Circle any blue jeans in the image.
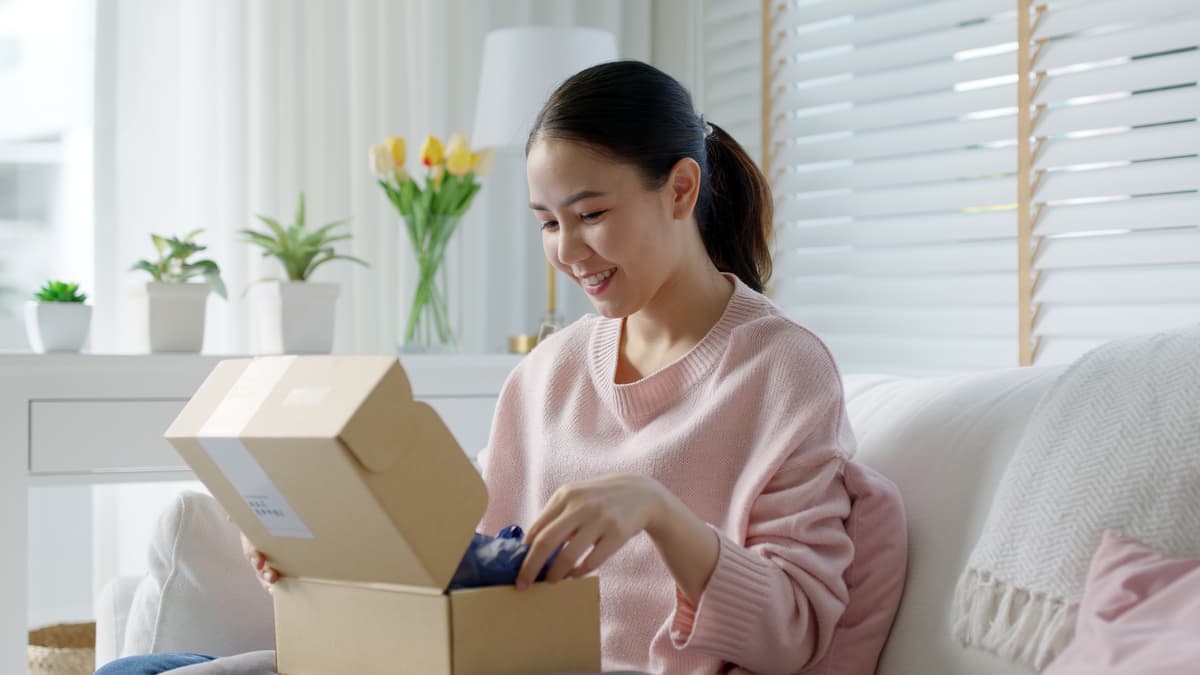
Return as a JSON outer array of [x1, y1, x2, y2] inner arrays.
[[94, 653, 215, 674]]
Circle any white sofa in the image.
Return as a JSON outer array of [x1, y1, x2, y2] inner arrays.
[[97, 363, 1070, 675]]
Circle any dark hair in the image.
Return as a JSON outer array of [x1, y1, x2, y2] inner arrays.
[[527, 60, 773, 293]]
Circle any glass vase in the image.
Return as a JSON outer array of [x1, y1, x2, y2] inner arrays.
[[401, 212, 460, 352]]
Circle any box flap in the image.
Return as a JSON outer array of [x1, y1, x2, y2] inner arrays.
[[166, 355, 489, 590], [164, 358, 254, 440]]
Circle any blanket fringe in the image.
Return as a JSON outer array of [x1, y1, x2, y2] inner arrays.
[[952, 568, 1077, 671]]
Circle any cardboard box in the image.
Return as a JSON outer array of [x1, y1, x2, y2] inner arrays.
[[165, 356, 601, 675]]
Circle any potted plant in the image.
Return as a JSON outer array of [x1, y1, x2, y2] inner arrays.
[[241, 192, 367, 354], [129, 230, 227, 353], [24, 281, 92, 353]]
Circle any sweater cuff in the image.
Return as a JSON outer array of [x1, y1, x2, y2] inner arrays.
[[669, 525, 775, 659]]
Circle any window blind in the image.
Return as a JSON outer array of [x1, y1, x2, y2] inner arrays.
[[1018, 0, 1200, 366], [765, 0, 1021, 375], [764, 0, 1200, 374], [702, 0, 762, 163]]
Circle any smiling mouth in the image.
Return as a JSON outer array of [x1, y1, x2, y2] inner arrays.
[[580, 268, 616, 286]]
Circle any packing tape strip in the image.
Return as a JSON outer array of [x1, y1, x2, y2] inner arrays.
[[197, 355, 314, 539]]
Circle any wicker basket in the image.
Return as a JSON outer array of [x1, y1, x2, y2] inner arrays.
[[27, 622, 95, 675]]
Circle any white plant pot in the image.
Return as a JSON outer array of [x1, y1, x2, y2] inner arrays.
[[252, 281, 339, 354], [24, 301, 92, 353], [129, 282, 211, 353]]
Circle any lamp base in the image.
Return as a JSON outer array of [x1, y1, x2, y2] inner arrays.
[[508, 334, 538, 354]]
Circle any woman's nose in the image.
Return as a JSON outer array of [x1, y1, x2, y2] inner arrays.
[[557, 227, 590, 265]]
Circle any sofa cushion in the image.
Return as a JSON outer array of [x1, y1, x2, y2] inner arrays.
[[1042, 529, 1200, 675], [809, 461, 907, 675], [843, 365, 1064, 675], [120, 491, 275, 659]]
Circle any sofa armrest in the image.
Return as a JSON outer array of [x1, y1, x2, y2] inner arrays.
[[95, 574, 144, 668]]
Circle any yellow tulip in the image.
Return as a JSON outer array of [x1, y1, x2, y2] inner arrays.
[[385, 136, 405, 166], [472, 148, 495, 177], [445, 135, 472, 177], [420, 136, 444, 167], [368, 143, 392, 177]]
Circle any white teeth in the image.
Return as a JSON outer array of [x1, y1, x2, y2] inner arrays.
[[582, 268, 615, 286]]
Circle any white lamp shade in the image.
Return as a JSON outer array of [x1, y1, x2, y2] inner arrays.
[[471, 27, 619, 149]]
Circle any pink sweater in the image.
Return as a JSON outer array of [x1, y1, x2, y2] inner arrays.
[[479, 275, 882, 675]]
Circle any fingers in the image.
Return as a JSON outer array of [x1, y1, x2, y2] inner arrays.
[[242, 534, 283, 593], [517, 511, 580, 589], [542, 522, 603, 583], [567, 535, 622, 578]]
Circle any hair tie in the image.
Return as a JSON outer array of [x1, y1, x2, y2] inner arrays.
[[698, 113, 714, 138]]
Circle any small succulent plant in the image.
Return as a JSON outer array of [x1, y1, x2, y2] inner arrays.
[[131, 229, 228, 299], [34, 280, 88, 303], [241, 192, 368, 282]]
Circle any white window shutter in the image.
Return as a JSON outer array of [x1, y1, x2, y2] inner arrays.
[[1020, 0, 1200, 366], [765, 0, 1021, 375], [701, 0, 762, 164]]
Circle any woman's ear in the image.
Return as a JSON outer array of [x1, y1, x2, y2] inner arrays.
[[667, 157, 702, 221]]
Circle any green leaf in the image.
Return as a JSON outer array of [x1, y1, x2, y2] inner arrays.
[[34, 280, 87, 303], [253, 215, 289, 243], [307, 252, 369, 278], [183, 228, 205, 243], [240, 229, 279, 248], [306, 233, 353, 248], [303, 218, 352, 246], [130, 260, 163, 280], [190, 261, 227, 299], [151, 234, 169, 258], [295, 192, 306, 230]]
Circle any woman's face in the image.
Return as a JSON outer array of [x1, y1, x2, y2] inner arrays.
[[527, 137, 694, 319]]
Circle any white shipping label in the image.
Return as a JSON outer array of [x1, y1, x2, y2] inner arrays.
[[198, 436, 314, 539], [282, 386, 331, 407]]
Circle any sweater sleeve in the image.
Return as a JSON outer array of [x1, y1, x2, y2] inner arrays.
[[668, 388, 855, 673]]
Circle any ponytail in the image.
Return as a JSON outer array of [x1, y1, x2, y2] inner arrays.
[[528, 61, 774, 293], [698, 122, 773, 293]]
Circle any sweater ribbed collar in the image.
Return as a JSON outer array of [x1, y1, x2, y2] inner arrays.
[[588, 273, 764, 422]]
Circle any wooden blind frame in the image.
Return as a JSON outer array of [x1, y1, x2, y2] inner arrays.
[[1017, 0, 1040, 366]]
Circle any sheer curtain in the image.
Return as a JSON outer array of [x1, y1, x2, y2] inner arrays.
[[92, 0, 653, 356]]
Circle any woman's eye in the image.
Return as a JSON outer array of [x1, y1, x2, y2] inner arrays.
[[540, 220, 559, 231], [581, 210, 608, 222]]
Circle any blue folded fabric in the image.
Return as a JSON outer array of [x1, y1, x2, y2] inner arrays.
[[447, 525, 561, 591]]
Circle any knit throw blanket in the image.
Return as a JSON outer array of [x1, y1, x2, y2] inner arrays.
[[951, 324, 1200, 670]]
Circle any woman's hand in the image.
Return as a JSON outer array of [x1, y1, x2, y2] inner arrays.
[[234, 520, 282, 593], [516, 473, 668, 589]]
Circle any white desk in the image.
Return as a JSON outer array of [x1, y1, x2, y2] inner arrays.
[[0, 353, 519, 675]]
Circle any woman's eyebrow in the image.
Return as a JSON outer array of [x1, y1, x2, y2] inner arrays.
[[529, 190, 607, 211]]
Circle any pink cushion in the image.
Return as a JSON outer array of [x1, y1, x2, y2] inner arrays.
[[1043, 529, 1200, 675], [809, 461, 908, 675]]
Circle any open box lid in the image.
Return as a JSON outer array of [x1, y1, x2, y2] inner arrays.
[[164, 356, 489, 591]]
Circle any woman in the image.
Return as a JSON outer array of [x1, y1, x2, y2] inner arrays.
[[97, 60, 905, 675]]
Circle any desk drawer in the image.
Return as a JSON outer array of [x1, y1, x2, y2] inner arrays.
[[29, 396, 497, 475], [29, 399, 190, 474]]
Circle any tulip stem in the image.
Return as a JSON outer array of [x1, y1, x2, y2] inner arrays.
[[403, 213, 460, 350]]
